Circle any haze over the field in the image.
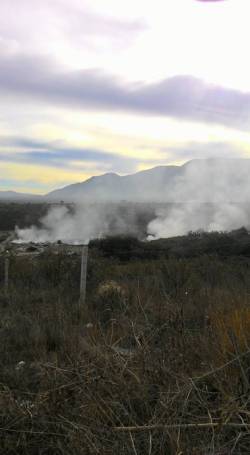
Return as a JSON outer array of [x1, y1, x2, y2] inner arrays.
[[15, 159, 250, 243], [1, 0, 250, 194]]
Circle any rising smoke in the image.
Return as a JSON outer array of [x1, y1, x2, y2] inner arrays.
[[16, 203, 151, 244], [147, 159, 250, 239], [16, 159, 250, 243], [16, 205, 100, 244]]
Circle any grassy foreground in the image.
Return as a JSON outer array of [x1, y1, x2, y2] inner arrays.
[[1, 241, 250, 453]]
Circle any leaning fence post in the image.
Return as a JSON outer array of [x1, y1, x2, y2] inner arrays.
[[79, 245, 88, 307], [4, 251, 10, 295]]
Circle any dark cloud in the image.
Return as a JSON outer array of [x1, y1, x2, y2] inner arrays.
[[0, 136, 140, 173], [2, 136, 244, 172], [0, 136, 51, 150], [0, 53, 249, 130]]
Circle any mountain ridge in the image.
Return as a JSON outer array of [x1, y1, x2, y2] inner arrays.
[[1, 159, 250, 202]]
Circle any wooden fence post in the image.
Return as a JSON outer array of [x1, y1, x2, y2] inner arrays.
[[4, 253, 9, 295], [79, 245, 88, 307]]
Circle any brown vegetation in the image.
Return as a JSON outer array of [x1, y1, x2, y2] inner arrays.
[[1, 242, 250, 453]]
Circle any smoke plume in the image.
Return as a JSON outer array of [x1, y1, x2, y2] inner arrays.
[[15, 159, 250, 243], [16, 203, 150, 244], [147, 159, 250, 239]]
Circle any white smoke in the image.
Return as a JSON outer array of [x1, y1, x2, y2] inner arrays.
[[15, 159, 250, 243], [16, 205, 111, 244], [15, 203, 147, 244], [147, 159, 250, 239], [147, 202, 250, 239]]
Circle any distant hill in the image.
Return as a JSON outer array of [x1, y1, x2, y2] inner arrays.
[[2, 159, 250, 202], [0, 191, 42, 202], [46, 165, 180, 202], [46, 159, 250, 203]]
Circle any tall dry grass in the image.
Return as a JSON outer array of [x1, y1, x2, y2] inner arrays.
[[1, 251, 250, 453]]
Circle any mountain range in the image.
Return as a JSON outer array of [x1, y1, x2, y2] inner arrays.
[[1, 159, 250, 202]]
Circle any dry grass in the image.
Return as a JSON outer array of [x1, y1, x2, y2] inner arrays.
[[211, 306, 250, 355], [1, 252, 250, 453]]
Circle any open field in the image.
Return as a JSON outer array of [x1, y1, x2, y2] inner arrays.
[[2, 203, 250, 454], [1, 231, 250, 453]]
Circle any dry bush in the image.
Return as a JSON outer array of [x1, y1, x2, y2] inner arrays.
[[2, 251, 250, 453]]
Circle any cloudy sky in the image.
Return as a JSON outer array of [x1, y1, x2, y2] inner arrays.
[[1, 0, 250, 193]]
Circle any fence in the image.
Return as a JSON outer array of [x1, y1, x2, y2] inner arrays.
[[0, 246, 88, 306]]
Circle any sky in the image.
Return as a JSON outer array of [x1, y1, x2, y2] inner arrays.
[[1, 0, 250, 194]]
